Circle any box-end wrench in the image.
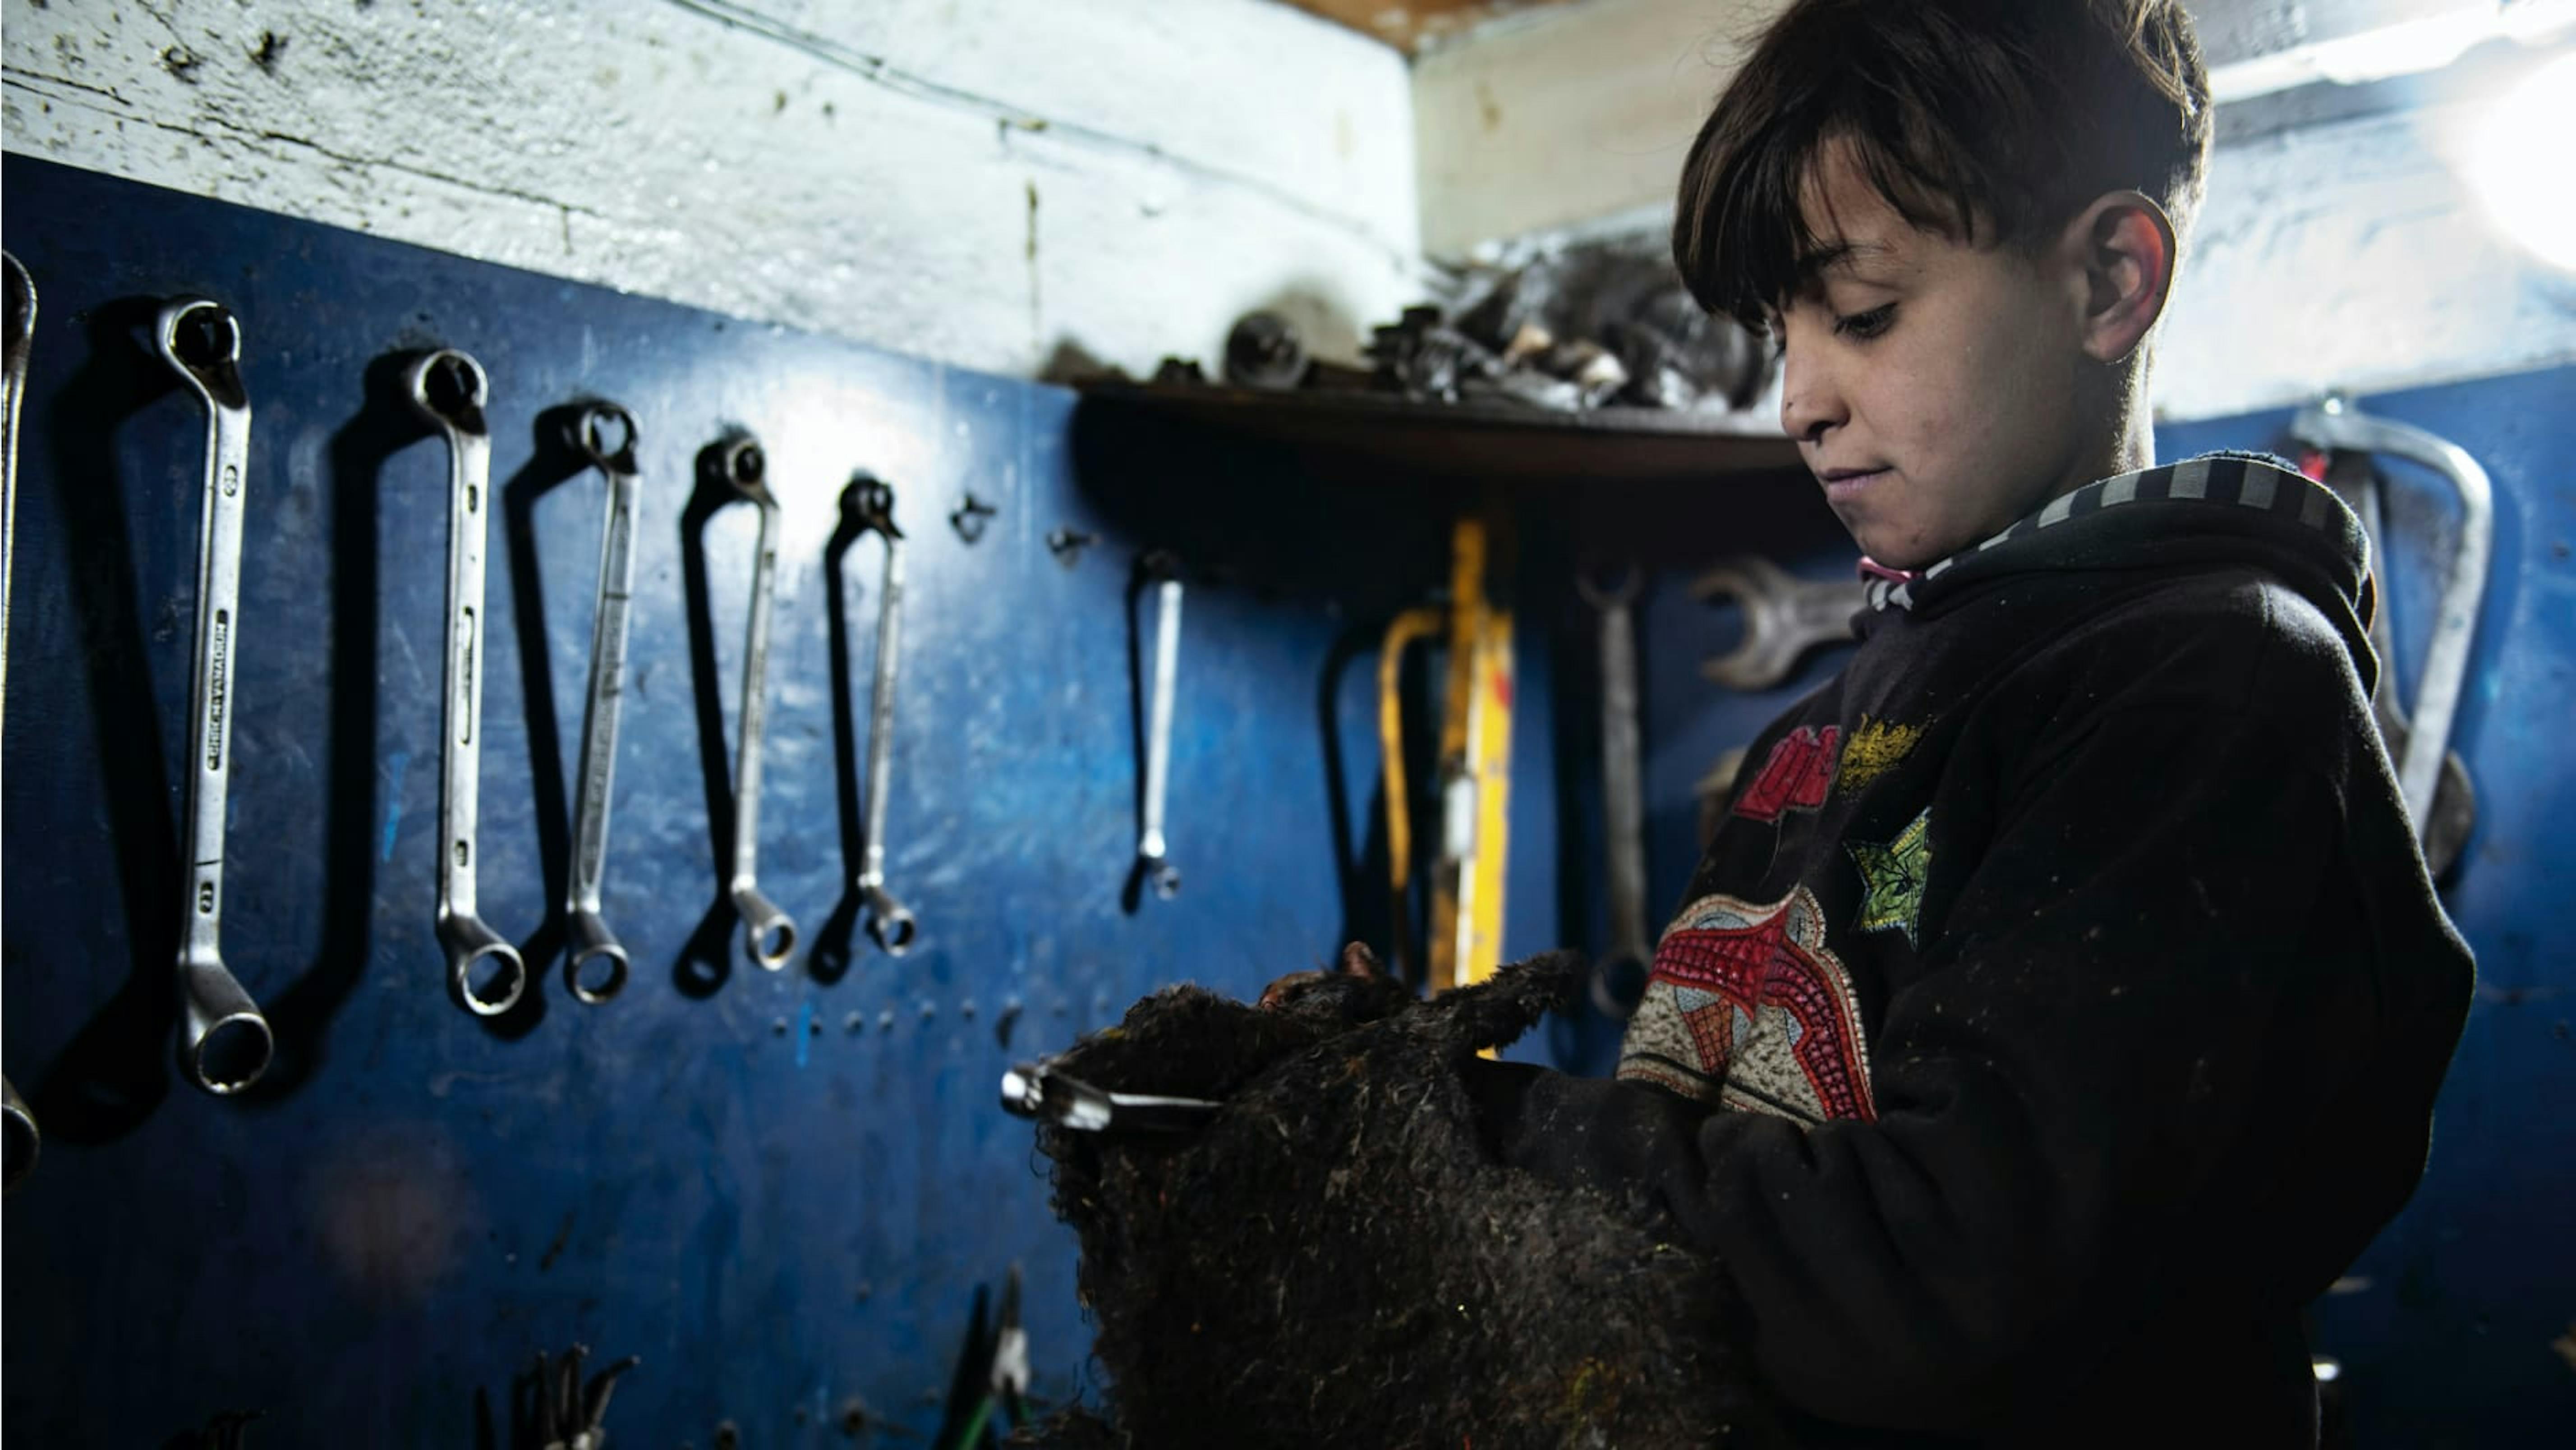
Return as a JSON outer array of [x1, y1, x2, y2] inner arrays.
[[1578, 568, 1651, 1019], [1134, 552, 1183, 901], [3, 253, 39, 1184], [564, 403, 642, 1004], [840, 475, 917, 954], [405, 349, 528, 1016], [713, 436, 796, 969], [157, 298, 276, 1094], [1692, 555, 1866, 691]]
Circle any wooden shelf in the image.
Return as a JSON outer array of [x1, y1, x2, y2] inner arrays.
[[1074, 379, 1801, 483]]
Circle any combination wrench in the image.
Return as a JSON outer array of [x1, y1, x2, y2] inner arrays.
[[3, 254, 38, 1183], [406, 349, 528, 1015], [1578, 568, 1650, 1019], [1135, 552, 1184, 900], [564, 404, 642, 1004], [157, 298, 276, 1094], [1692, 555, 1866, 691], [839, 475, 917, 954], [713, 436, 796, 969]]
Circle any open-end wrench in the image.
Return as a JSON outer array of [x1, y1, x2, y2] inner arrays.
[[1135, 552, 1184, 900], [2289, 395, 2491, 845], [3, 253, 39, 1184], [1577, 567, 1650, 1019], [564, 403, 642, 1004], [1692, 555, 1866, 691], [406, 349, 527, 1016], [840, 474, 917, 954], [157, 298, 276, 1094], [713, 436, 796, 969]]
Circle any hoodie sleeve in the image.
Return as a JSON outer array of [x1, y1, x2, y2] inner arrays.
[[1481, 656, 2465, 1432]]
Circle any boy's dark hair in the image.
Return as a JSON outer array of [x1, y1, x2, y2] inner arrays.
[[1674, 0, 2212, 330]]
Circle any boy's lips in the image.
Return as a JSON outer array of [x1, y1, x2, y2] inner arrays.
[[1818, 465, 1890, 501]]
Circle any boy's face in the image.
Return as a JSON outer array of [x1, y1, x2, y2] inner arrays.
[[1769, 144, 2096, 570]]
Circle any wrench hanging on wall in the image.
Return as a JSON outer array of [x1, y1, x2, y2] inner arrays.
[[1434, 509, 1515, 995], [1578, 568, 1651, 1019], [839, 474, 917, 954], [157, 297, 276, 1094], [712, 436, 796, 969], [1134, 552, 1185, 902], [1692, 555, 1865, 692], [1375, 604, 1444, 982], [406, 349, 528, 1016], [2288, 395, 2492, 853], [3, 253, 40, 1184], [563, 403, 643, 1004]]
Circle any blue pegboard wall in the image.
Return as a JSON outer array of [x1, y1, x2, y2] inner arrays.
[[0, 156, 1581, 1446], [12, 151, 2565, 1448]]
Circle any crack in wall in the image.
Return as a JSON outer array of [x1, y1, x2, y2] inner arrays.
[[4, 70, 608, 225], [657, 0, 1416, 273]]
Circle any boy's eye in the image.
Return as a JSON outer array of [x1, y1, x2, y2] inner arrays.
[[1833, 303, 1897, 340]]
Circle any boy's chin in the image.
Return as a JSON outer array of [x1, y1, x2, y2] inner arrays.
[[1837, 514, 1937, 573]]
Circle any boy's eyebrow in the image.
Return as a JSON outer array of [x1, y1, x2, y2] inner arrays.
[[1794, 240, 1898, 280]]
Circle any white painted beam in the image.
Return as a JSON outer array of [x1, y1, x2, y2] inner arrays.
[[2, 0, 1424, 379]]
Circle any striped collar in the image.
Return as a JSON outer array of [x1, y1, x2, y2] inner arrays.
[[1861, 452, 2361, 613]]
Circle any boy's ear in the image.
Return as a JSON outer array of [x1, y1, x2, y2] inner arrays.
[[2065, 190, 2178, 366]]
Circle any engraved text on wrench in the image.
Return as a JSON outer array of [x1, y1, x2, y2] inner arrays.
[[157, 298, 276, 1093]]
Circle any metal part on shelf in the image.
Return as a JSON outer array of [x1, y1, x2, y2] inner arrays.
[[156, 296, 276, 1095], [564, 402, 643, 1005], [840, 474, 918, 956], [713, 436, 796, 970], [406, 349, 528, 1016]]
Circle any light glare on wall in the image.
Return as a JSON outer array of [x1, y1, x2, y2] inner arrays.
[[2466, 51, 2576, 271]]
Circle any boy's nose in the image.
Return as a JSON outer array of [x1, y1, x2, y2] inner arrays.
[[1779, 355, 1847, 444]]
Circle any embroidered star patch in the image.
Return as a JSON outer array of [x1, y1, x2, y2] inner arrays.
[[1848, 806, 1932, 946], [1838, 715, 1926, 792]]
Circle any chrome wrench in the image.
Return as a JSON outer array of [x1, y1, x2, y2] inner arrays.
[[840, 475, 917, 954], [714, 436, 796, 969], [1692, 555, 1865, 691], [1136, 552, 1183, 900], [1578, 568, 1649, 1019], [157, 298, 276, 1094], [406, 349, 527, 1015], [564, 404, 642, 1004], [2289, 395, 2491, 845], [3, 254, 38, 1183]]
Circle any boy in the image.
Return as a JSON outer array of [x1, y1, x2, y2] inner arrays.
[[1467, 1, 2475, 1444]]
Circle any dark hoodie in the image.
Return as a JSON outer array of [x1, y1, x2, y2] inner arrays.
[[1481, 453, 2474, 1446]]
